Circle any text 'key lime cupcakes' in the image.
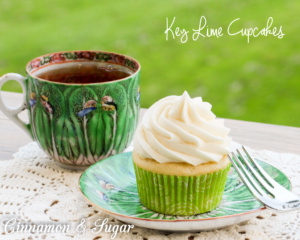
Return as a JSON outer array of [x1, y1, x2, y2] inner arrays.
[[133, 91, 231, 215]]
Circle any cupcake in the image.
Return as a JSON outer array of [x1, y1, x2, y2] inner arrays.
[[133, 91, 231, 215]]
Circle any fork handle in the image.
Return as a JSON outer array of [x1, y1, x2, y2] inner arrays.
[[283, 200, 300, 210]]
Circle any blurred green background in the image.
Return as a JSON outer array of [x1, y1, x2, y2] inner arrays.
[[0, 0, 299, 127]]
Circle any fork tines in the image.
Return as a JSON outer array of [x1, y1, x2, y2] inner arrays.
[[228, 146, 300, 212]]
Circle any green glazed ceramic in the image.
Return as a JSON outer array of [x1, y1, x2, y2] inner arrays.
[[79, 152, 291, 231], [0, 51, 140, 169]]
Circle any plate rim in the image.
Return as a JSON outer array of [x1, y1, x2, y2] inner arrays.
[[78, 152, 291, 223]]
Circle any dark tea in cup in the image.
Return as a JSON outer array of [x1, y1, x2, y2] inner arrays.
[[34, 62, 133, 84]]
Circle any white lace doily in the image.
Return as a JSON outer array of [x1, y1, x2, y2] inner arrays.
[[0, 141, 299, 240]]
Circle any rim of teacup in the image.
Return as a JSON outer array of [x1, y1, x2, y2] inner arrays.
[[25, 50, 141, 85]]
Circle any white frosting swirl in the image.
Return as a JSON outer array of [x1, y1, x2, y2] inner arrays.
[[134, 91, 231, 166]]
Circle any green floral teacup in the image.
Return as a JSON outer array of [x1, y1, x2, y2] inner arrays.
[[0, 51, 141, 170]]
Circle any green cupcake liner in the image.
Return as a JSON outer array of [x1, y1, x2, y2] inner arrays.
[[134, 163, 231, 215]]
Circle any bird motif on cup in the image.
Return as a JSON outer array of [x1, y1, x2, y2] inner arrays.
[[29, 92, 37, 107], [41, 95, 54, 114], [137, 85, 141, 102], [78, 100, 97, 117], [100, 96, 118, 157], [101, 96, 117, 111]]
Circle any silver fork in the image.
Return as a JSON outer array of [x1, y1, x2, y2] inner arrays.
[[228, 146, 300, 212]]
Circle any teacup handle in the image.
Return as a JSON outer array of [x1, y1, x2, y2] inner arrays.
[[0, 73, 32, 138]]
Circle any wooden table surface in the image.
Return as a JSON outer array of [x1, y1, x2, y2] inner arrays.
[[0, 91, 299, 160]]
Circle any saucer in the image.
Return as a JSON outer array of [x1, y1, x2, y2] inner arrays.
[[79, 152, 291, 231]]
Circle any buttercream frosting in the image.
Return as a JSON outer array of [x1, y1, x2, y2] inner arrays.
[[133, 91, 231, 166]]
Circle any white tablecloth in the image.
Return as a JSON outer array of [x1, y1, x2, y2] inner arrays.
[[0, 141, 299, 240]]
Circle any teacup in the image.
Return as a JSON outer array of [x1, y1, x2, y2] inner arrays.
[[0, 50, 141, 170]]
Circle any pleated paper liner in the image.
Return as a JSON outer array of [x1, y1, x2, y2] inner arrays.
[[134, 163, 231, 215]]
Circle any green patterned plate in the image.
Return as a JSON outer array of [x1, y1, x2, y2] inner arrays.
[[79, 152, 291, 231]]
